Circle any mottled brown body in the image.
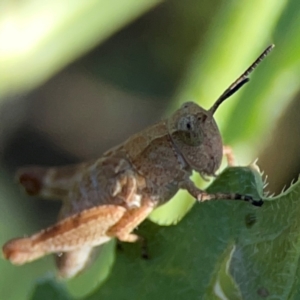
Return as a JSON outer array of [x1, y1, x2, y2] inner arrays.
[[2, 45, 273, 278]]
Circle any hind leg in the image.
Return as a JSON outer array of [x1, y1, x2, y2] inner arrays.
[[55, 246, 96, 279], [2, 205, 126, 265], [17, 162, 92, 199]]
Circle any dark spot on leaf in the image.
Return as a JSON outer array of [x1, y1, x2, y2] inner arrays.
[[116, 241, 124, 252], [245, 213, 257, 228], [257, 287, 269, 297]]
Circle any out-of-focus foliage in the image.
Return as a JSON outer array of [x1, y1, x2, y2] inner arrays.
[[0, 0, 161, 97], [0, 173, 53, 300], [1, 0, 300, 299]]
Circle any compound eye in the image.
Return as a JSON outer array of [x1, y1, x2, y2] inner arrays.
[[176, 116, 203, 146], [178, 116, 194, 131]]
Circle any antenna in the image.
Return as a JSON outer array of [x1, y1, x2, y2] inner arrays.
[[209, 44, 274, 115]]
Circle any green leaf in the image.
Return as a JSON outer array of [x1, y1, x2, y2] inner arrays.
[[204, 242, 242, 300], [149, 189, 195, 226], [31, 280, 70, 300], [228, 182, 300, 299]]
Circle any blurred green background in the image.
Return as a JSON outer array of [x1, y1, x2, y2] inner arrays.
[[1, 0, 300, 299]]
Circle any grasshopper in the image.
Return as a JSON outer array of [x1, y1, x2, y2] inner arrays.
[[2, 45, 273, 278]]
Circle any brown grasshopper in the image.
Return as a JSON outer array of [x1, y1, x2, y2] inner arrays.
[[2, 45, 273, 278]]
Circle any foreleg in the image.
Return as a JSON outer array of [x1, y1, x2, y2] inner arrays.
[[179, 180, 263, 206]]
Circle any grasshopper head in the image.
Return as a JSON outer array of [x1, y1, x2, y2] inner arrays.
[[168, 102, 222, 177], [168, 45, 275, 178]]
